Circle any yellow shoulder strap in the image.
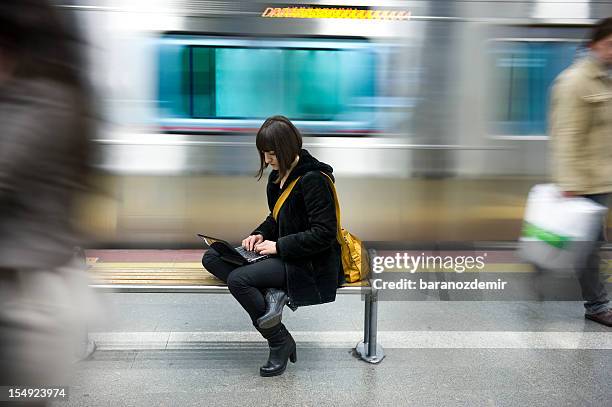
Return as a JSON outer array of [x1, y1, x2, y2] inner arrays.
[[273, 172, 343, 246], [272, 177, 301, 221], [319, 172, 343, 243]]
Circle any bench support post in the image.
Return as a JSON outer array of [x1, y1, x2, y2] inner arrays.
[[354, 284, 385, 364]]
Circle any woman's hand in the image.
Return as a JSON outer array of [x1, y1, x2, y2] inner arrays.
[[254, 240, 277, 255], [242, 234, 264, 251]]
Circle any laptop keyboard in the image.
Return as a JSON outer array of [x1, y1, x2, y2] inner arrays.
[[235, 246, 265, 261]]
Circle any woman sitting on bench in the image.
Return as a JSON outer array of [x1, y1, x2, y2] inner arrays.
[[202, 115, 344, 377]]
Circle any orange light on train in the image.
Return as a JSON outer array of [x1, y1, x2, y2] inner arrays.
[[261, 7, 411, 20]]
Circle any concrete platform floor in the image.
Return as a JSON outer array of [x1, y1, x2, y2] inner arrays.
[[51, 292, 612, 407], [55, 347, 610, 407]]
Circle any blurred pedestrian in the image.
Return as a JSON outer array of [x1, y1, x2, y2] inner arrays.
[[0, 0, 97, 397], [549, 17, 612, 326]]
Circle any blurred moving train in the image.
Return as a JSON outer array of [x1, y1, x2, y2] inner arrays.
[[60, 0, 611, 245]]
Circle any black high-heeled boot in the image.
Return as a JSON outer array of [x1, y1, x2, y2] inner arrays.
[[256, 323, 297, 377], [256, 288, 289, 329]]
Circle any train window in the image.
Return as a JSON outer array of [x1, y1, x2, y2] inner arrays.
[[192, 47, 216, 118], [489, 40, 584, 137], [284, 49, 341, 119], [213, 47, 284, 118], [157, 44, 191, 118], [157, 36, 376, 129]]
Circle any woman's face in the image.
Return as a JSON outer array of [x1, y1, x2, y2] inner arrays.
[[263, 151, 278, 170]]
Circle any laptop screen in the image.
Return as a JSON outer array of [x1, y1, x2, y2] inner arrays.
[[197, 234, 225, 247]]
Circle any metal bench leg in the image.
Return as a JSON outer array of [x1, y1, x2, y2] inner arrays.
[[363, 288, 371, 344], [355, 286, 385, 364]]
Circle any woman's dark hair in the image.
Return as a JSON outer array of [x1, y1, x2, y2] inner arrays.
[[255, 116, 303, 182], [589, 17, 612, 45]]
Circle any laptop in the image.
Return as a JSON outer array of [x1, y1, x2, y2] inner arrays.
[[197, 234, 269, 266]]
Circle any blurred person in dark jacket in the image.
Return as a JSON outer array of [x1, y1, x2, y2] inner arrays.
[[0, 0, 96, 395], [549, 17, 612, 327]]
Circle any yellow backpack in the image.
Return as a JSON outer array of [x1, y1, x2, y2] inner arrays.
[[272, 172, 370, 283]]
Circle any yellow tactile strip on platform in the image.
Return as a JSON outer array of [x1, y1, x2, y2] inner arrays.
[[88, 261, 222, 285], [85, 248, 217, 285]]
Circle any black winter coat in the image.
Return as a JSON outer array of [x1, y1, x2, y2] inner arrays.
[[252, 149, 345, 307]]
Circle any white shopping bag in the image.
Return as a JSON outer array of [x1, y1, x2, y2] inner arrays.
[[517, 184, 608, 271]]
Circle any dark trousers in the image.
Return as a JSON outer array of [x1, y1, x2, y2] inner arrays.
[[579, 193, 610, 314], [202, 248, 286, 325]]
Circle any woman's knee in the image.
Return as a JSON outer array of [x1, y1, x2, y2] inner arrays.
[[202, 249, 219, 269], [227, 267, 250, 291], [202, 249, 231, 282]]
